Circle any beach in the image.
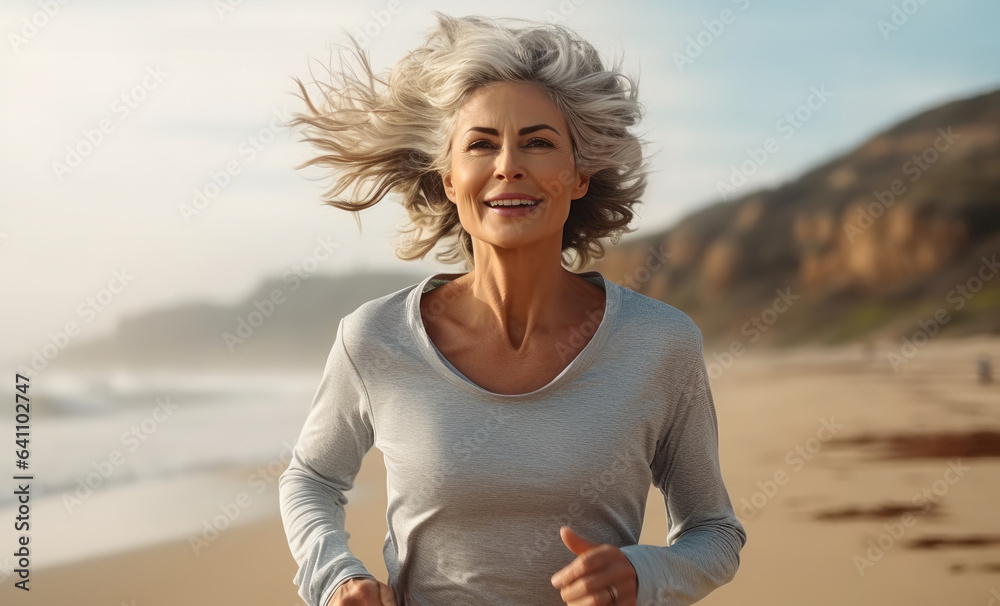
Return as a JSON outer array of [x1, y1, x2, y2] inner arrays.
[[3, 335, 998, 605]]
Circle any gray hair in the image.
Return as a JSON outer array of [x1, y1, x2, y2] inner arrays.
[[289, 11, 649, 270]]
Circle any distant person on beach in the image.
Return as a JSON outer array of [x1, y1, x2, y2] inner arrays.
[[978, 354, 993, 384], [278, 12, 746, 606]]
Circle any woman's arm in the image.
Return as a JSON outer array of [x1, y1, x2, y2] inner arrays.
[[620, 331, 747, 606], [278, 317, 379, 606]]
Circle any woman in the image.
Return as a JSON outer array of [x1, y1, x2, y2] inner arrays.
[[278, 12, 746, 606]]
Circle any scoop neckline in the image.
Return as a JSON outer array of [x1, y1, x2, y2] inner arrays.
[[406, 270, 619, 400]]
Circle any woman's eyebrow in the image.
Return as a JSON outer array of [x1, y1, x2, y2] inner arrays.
[[464, 124, 561, 136]]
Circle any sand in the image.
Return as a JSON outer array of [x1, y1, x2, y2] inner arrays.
[[3, 335, 998, 605]]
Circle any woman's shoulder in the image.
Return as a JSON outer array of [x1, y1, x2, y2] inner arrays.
[[340, 282, 423, 351], [338, 277, 423, 341], [612, 280, 704, 347]]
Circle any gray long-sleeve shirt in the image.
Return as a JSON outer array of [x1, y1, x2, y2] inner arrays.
[[278, 270, 746, 606]]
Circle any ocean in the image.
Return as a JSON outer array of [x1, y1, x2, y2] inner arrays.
[[0, 368, 369, 572]]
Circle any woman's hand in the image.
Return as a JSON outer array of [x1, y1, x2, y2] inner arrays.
[[326, 577, 398, 606], [550, 526, 638, 606]]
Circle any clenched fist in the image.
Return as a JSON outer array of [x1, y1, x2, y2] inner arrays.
[[326, 577, 398, 606]]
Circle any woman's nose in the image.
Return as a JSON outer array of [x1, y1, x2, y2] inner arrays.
[[493, 144, 524, 180]]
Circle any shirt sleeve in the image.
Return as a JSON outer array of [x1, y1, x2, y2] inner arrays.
[[278, 317, 378, 606], [619, 332, 747, 606]]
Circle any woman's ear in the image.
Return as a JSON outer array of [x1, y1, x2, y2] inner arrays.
[[442, 172, 456, 204], [570, 171, 590, 201]]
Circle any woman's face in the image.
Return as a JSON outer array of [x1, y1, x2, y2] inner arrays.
[[442, 80, 589, 253]]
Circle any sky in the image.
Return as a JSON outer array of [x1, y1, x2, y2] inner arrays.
[[1, 0, 999, 367]]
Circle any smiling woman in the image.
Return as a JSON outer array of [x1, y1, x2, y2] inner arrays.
[[278, 11, 746, 606], [286, 11, 647, 271], [443, 81, 589, 260]]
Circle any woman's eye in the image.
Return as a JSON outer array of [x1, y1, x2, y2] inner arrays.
[[467, 140, 493, 150], [467, 138, 552, 151]]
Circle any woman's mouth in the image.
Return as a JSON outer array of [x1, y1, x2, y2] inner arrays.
[[484, 198, 540, 207], [483, 198, 544, 217]]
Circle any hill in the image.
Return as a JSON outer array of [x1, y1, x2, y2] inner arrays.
[[587, 86, 1000, 349], [52, 271, 424, 372]]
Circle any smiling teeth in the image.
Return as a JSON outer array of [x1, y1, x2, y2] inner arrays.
[[486, 199, 539, 207]]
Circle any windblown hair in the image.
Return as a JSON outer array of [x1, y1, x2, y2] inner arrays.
[[289, 11, 649, 270]]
